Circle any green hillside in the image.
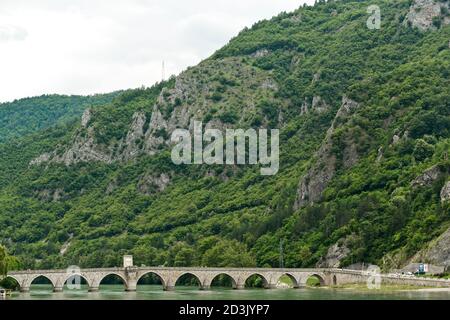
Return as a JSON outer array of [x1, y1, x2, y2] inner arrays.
[[0, 92, 121, 143], [0, 0, 449, 271]]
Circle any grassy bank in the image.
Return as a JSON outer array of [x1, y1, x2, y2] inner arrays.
[[330, 283, 442, 292]]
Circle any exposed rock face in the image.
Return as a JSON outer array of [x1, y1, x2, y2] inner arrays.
[[295, 148, 335, 209], [392, 134, 401, 145], [343, 139, 359, 169], [316, 239, 350, 268], [290, 55, 302, 69], [54, 128, 114, 165], [251, 49, 270, 58], [300, 98, 309, 115], [376, 146, 384, 162], [294, 96, 360, 209], [312, 72, 321, 83], [405, 0, 450, 31], [143, 106, 169, 153], [333, 96, 360, 125], [399, 263, 444, 274], [36, 188, 66, 202], [283, 13, 302, 24], [311, 96, 329, 113], [441, 181, 450, 202], [81, 108, 92, 127], [137, 173, 171, 195], [299, 96, 330, 115], [260, 78, 278, 91], [29, 152, 52, 166], [412, 226, 450, 267], [411, 164, 447, 188], [119, 112, 147, 161], [59, 234, 73, 256], [31, 57, 281, 167]]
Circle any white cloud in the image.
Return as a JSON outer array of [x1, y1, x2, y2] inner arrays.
[[0, 25, 28, 42], [0, 0, 314, 102]]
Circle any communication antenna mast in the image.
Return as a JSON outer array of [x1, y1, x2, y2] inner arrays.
[[162, 60, 165, 82]]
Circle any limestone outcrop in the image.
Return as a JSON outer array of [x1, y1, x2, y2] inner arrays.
[[316, 239, 350, 268], [118, 111, 147, 161], [81, 108, 92, 127], [441, 181, 450, 203], [411, 164, 448, 188], [251, 48, 270, 58], [36, 188, 66, 202], [405, 0, 450, 31], [137, 173, 171, 195], [294, 96, 360, 209], [311, 96, 329, 113], [411, 226, 450, 268], [30, 57, 281, 167], [300, 96, 330, 115]]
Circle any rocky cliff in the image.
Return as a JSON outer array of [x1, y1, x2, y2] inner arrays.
[[31, 57, 285, 166], [405, 0, 450, 31], [294, 96, 361, 209]]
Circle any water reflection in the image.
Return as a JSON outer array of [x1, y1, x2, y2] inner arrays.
[[6, 285, 450, 300]]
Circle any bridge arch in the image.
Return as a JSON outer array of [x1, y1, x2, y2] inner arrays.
[[4, 275, 21, 284], [136, 271, 166, 288], [174, 272, 202, 289], [277, 273, 299, 288], [98, 272, 127, 290], [304, 273, 326, 287], [244, 273, 269, 288], [1, 276, 21, 290], [29, 274, 56, 289], [208, 273, 237, 289], [59, 273, 91, 290]]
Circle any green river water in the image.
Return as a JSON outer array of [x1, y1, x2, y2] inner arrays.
[[4, 285, 450, 300]]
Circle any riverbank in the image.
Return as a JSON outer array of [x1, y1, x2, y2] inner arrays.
[[332, 283, 450, 292]]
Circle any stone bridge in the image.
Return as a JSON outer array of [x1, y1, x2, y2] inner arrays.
[[7, 267, 450, 292]]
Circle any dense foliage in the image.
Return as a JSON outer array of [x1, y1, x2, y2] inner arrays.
[[0, 92, 121, 143], [0, 0, 449, 271], [0, 245, 19, 276], [0, 245, 20, 289]]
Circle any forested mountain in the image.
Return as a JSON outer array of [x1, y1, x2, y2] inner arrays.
[[0, 92, 121, 143], [0, 0, 449, 271]]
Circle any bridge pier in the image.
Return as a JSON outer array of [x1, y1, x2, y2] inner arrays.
[[200, 285, 210, 291], [164, 285, 175, 291], [53, 286, 63, 293], [88, 286, 99, 292], [20, 286, 30, 293], [125, 280, 137, 292]]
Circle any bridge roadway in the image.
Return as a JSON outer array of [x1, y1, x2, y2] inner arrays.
[[7, 267, 450, 292]]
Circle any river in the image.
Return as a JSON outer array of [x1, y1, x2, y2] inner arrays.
[[4, 285, 450, 300]]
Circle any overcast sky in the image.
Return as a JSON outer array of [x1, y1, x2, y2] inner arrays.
[[0, 0, 313, 103]]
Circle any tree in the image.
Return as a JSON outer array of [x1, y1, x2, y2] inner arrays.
[[413, 139, 434, 162], [202, 240, 256, 267], [0, 245, 6, 276], [0, 245, 20, 277]]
